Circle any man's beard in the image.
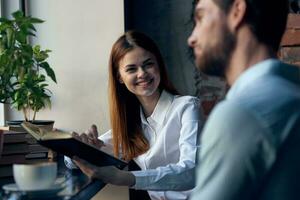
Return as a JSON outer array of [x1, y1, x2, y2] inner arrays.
[[195, 25, 236, 77]]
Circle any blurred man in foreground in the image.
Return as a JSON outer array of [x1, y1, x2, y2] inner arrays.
[[188, 0, 300, 199]]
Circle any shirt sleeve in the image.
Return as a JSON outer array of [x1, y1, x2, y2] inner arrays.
[[132, 98, 204, 191], [190, 101, 276, 200], [64, 155, 78, 169]]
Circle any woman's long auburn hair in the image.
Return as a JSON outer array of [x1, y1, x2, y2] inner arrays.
[[108, 30, 178, 161]]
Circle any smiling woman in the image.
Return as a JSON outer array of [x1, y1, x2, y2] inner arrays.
[[66, 30, 204, 200], [108, 31, 179, 162]]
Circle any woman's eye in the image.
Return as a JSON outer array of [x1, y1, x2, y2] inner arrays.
[[144, 62, 154, 67], [126, 68, 136, 73]]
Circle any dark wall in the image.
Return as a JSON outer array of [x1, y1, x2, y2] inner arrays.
[[125, 0, 197, 95]]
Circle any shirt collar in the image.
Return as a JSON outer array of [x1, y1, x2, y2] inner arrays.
[[226, 58, 281, 99], [140, 90, 174, 126]]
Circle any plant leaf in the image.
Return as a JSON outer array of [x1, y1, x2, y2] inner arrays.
[[12, 10, 24, 20], [39, 62, 57, 83], [29, 18, 44, 23]]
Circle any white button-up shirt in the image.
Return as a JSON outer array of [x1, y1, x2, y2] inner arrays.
[[100, 90, 203, 200], [65, 90, 203, 200]]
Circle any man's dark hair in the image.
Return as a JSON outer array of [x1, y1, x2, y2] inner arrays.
[[213, 0, 289, 51]]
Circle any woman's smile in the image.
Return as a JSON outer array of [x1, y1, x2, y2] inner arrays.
[[136, 78, 154, 87]]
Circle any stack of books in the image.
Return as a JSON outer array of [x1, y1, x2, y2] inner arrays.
[[0, 129, 50, 178]]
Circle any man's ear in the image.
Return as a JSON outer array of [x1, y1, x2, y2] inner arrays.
[[227, 0, 246, 31]]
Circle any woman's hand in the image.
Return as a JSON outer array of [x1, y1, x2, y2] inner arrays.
[[73, 156, 135, 186], [72, 124, 105, 149]]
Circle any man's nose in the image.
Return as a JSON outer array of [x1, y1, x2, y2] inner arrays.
[[188, 32, 196, 47], [187, 27, 197, 48]]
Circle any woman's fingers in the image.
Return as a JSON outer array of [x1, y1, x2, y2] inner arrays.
[[73, 156, 95, 179], [72, 132, 80, 140], [87, 132, 95, 139], [80, 133, 89, 143], [91, 124, 98, 137], [87, 124, 98, 139], [94, 139, 105, 147], [72, 156, 118, 183], [88, 138, 105, 148], [73, 156, 89, 166], [71, 126, 104, 149]]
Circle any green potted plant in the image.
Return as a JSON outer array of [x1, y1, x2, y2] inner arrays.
[[0, 10, 56, 129]]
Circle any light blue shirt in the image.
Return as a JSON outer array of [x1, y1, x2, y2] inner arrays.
[[190, 59, 300, 200]]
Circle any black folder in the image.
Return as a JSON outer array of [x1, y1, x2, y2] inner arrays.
[[21, 122, 127, 169]]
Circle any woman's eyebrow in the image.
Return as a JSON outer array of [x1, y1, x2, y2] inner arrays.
[[142, 58, 152, 64], [124, 64, 136, 68], [124, 58, 152, 68]]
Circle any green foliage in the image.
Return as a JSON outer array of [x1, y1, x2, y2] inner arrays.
[[0, 10, 56, 121]]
